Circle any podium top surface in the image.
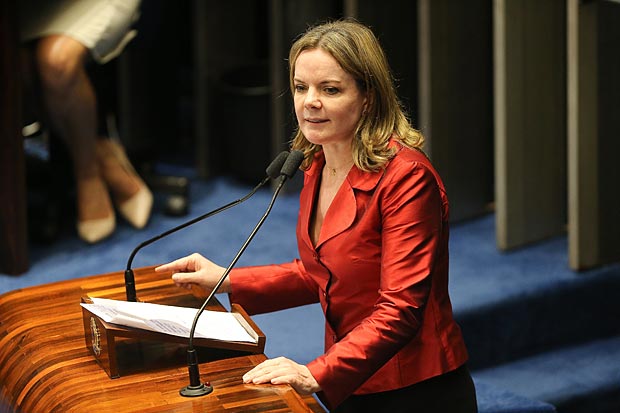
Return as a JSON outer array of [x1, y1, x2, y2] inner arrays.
[[0, 266, 324, 413]]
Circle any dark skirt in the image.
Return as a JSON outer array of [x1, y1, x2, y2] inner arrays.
[[333, 364, 478, 413]]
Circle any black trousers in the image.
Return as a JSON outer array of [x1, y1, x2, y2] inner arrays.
[[333, 365, 478, 413]]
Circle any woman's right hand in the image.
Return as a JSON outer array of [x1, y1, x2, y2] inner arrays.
[[154, 253, 231, 294]]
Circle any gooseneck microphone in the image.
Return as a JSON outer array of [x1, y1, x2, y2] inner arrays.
[[123, 151, 290, 302], [180, 150, 304, 397]]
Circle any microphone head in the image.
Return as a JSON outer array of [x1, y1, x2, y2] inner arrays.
[[266, 151, 290, 179], [280, 150, 304, 178]]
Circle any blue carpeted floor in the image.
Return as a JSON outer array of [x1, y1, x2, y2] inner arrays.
[[2, 174, 619, 412]]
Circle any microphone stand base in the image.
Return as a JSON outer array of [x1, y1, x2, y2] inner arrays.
[[180, 383, 213, 397]]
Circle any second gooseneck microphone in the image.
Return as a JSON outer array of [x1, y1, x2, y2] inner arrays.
[[124, 151, 290, 302], [180, 150, 305, 397]]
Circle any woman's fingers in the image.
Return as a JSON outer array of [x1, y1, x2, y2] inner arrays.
[[154, 255, 193, 273], [156, 253, 210, 276], [156, 253, 230, 293], [243, 357, 284, 382], [243, 359, 287, 384], [171, 271, 202, 286], [242, 357, 320, 395]]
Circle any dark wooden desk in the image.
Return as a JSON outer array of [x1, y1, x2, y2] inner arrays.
[[0, 267, 325, 412]]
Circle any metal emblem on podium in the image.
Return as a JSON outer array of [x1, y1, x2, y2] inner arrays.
[[90, 317, 102, 356]]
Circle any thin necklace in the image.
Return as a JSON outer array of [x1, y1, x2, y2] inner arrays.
[[325, 161, 353, 177]]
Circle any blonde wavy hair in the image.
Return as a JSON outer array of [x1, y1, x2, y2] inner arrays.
[[288, 19, 424, 171]]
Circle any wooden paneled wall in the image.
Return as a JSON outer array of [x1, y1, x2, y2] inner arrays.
[[417, 0, 494, 222], [494, 0, 620, 270], [493, 0, 568, 250], [567, 0, 620, 270], [358, 0, 619, 270]]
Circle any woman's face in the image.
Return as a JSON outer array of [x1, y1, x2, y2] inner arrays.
[[293, 48, 366, 148]]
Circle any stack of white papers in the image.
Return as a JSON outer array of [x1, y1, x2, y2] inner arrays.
[[81, 297, 257, 344]]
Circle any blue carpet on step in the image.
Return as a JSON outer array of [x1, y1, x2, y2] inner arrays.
[[448, 216, 620, 370], [474, 335, 620, 413], [473, 379, 556, 413]]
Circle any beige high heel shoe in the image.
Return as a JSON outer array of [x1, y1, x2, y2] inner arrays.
[[118, 184, 152, 229], [77, 215, 116, 243], [76, 174, 116, 243], [96, 138, 153, 229]]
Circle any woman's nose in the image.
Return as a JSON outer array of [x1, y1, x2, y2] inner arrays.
[[305, 89, 321, 108]]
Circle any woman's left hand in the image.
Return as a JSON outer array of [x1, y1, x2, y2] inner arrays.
[[242, 357, 321, 395]]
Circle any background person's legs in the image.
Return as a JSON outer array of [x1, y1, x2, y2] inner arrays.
[[34, 34, 152, 242], [36, 34, 115, 243]]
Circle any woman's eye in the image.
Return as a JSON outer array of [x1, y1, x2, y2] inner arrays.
[[324, 87, 339, 95], [294, 84, 306, 92]]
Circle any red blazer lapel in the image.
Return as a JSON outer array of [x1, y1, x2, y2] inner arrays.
[[298, 157, 321, 252], [302, 154, 384, 249], [316, 179, 357, 248]]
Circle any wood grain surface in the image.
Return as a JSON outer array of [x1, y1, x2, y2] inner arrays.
[[0, 267, 325, 412]]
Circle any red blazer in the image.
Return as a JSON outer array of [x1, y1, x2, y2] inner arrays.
[[230, 142, 469, 409]]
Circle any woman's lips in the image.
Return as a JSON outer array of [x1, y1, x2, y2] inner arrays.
[[305, 118, 328, 123]]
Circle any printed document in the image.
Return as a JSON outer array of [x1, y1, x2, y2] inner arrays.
[[81, 297, 257, 343]]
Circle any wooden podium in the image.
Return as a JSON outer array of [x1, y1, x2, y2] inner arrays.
[[80, 298, 266, 379], [0, 266, 325, 412]]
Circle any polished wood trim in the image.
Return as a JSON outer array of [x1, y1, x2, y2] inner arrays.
[[0, 267, 324, 412]]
